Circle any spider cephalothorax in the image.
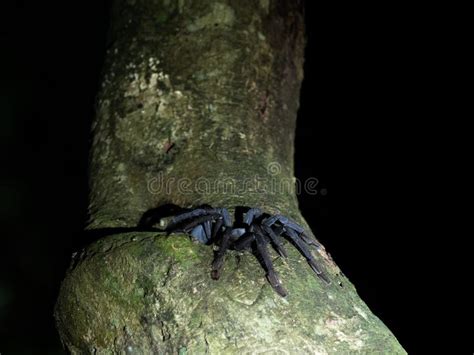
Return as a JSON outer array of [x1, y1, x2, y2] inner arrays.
[[162, 205, 330, 297]]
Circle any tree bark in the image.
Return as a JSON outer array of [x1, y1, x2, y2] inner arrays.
[[55, 0, 405, 353]]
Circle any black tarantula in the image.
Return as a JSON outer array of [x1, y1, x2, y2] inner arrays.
[[140, 205, 330, 297]]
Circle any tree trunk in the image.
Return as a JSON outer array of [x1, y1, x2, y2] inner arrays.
[[55, 0, 405, 353]]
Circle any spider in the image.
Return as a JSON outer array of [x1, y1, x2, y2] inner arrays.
[[148, 205, 330, 297]]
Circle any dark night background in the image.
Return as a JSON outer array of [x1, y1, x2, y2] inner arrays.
[[0, 1, 464, 354]]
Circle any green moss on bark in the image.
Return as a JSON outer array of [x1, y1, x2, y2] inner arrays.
[[56, 232, 404, 354]]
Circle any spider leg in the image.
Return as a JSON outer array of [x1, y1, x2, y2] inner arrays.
[[233, 232, 255, 251], [211, 228, 233, 280], [284, 227, 330, 284], [261, 225, 288, 258], [244, 208, 262, 225], [211, 218, 223, 241], [218, 208, 232, 227], [262, 214, 278, 227], [300, 232, 321, 249], [254, 232, 287, 297], [273, 225, 285, 236], [190, 225, 208, 244], [283, 227, 319, 270], [281, 219, 305, 234], [167, 213, 220, 234], [264, 215, 305, 234], [203, 220, 212, 241], [269, 215, 321, 251], [170, 208, 207, 222], [231, 228, 246, 238], [166, 207, 221, 231], [281, 223, 321, 249]]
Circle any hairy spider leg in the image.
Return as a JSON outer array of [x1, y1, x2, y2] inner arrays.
[[263, 214, 305, 234], [244, 208, 262, 225], [168, 213, 220, 235], [268, 214, 322, 249], [254, 232, 287, 297], [261, 225, 288, 258], [218, 208, 232, 227], [211, 218, 224, 241], [211, 228, 233, 280], [284, 228, 331, 284], [203, 220, 212, 241], [166, 208, 211, 231], [300, 232, 322, 249], [233, 233, 255, 251], [230, 228, 246, 238], [190, 225, 207, 244]]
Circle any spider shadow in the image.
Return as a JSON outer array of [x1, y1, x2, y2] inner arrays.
[[80, 203, 184, 249]]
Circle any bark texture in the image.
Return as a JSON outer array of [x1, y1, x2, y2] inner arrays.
[[55, 0, 406, 353]]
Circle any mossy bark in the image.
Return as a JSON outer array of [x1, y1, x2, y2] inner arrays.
[[55, 0, 405, 353]]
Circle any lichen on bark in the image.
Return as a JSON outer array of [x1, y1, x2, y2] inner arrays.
[[55, 0, 406, 353]]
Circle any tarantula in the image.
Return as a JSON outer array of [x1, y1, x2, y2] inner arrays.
[[141, 205, 330, 297]]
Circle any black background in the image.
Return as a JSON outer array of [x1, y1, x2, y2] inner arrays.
[[0, 1, 463, 354]]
